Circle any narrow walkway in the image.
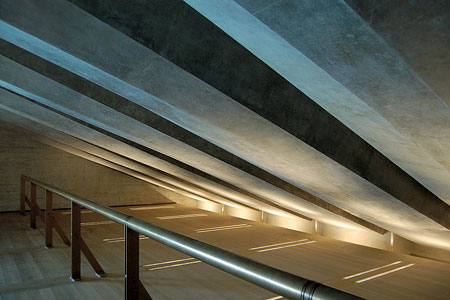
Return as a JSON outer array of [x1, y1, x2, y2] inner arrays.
[[0, 204, 449, 299]]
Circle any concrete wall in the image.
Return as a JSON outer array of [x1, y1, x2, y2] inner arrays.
[[0, 121, 179, 211]]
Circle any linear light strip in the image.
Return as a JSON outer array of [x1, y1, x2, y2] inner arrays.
[[195, 224, 250, 231], [81, 220, 115, 226], [146, 260, 201, 271], [61, 210, 93, 215], [195, 225, 252, 233], [103, 235, 147, 242], [355, 264, 415, 284], [265, 296, 283, 300], [129, 205, 175, 210], [257, 241, 316, 253], [157, 213, 208, 220], [142, 257, 195, 267], [342, 261, 403, 280], [249, 239, 309, 250], [104, 237, 149, 243]]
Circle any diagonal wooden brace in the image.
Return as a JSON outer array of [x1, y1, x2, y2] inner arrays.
[[80, 237, 106, 277], [24, 195, 71, 246], [139, 280, 153, 300]]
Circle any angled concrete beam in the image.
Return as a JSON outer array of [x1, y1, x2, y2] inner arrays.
[[1, 0, 449, 250], [60, 0, 449, 224], [1, 91, 356, 225], [0, 38, 393, 236], [2, 90, 449, 250], [0, 47, 380, 228]]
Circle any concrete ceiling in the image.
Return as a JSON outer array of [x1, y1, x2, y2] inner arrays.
[[0, 0, 449, 251]]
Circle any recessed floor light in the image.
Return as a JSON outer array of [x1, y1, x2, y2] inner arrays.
[[355, 264, 415, 284], [143, 259, 202, 271], [142, 258, 196, 268], [81, 220, 115, 226], [157, 213, 208, 220], [265, 296, 283, 300], [102, 235, 149, 243], [129, 205, 175, 211], [249, 239, 309, 251], [342, 261, 402, 280], [257, 241, 316, 253], [195, 224, 251, 233], [61, 210, 93, 215]]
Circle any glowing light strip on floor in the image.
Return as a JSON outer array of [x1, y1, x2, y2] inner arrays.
[[103, 236, 149, 243], [355, 263, 415, 284], [257, 241, 316, 252], [61, 210, 93, 215], [103, 234, 147, 242], [81, 220, 115, 226], [249, 239, 309, 250], [195, 224, 252, 233], [265, 296, 283, 300], [157, 213, 208, 220], [142, 258, 195, 267], [146, 260, 202, 271], [129, 205, 175, 210], [342, 261, 403, 280], [195, 224, 250, 231]]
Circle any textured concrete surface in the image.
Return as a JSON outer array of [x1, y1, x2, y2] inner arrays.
[[0, 90, 367, 230], [0, 0, 448, 254], [229, 0, 450, 203], [345, 0, 450, 107], [0, 121, 175, 211]]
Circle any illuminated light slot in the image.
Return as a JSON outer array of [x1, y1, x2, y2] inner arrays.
[[61, 210, 93, 215], [265, 296, 283, 300], [80, 220, 115, 226], [194, 224, 252, 233], [195, 224, 249, 231], [355, 263, 415, 284], [257, 241, 316, 253], [142, 258, 201, 271], [129, 205, 175, 211], [142, 257, 195, 267], [249, 239, 309, 251], [157, 213, 208, 220], [103, 235, 149, 243], [342, 261, 403, 280]]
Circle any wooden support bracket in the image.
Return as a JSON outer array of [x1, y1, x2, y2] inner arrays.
[[125, 226, 152, 300], [45, 190, 53, 248], [71, 202, 81, 281], [30, 183, 37, 229], [24, 195, 71, 246]]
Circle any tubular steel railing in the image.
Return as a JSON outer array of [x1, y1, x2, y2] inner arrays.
[[19, 175, 363, 300]]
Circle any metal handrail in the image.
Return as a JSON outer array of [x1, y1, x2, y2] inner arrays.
[[21, 175, 363, 300]]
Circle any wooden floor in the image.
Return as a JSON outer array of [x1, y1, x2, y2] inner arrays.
[[0, 204, 449, 300]]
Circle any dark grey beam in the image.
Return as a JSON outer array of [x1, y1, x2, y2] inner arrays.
[[66, 0, 449, 229]]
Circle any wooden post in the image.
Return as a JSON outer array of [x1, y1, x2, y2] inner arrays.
[[125, 226, 139, 300], [30, 183, 37, 229], [71, 202, 81, 281], [20, 178, 25, 215], [45, 190, 53, 248]]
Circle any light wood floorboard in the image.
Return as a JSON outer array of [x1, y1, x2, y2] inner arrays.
[[0, 204, 449, 299]]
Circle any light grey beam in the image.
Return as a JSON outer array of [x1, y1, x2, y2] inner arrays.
[[1, 0, 448, 250], [0, 90, 357, 225], [5, 121, 246, 210], [54, 0, 449, 235], [186, 0, 450, 204], [0, 90, 448, 250]]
